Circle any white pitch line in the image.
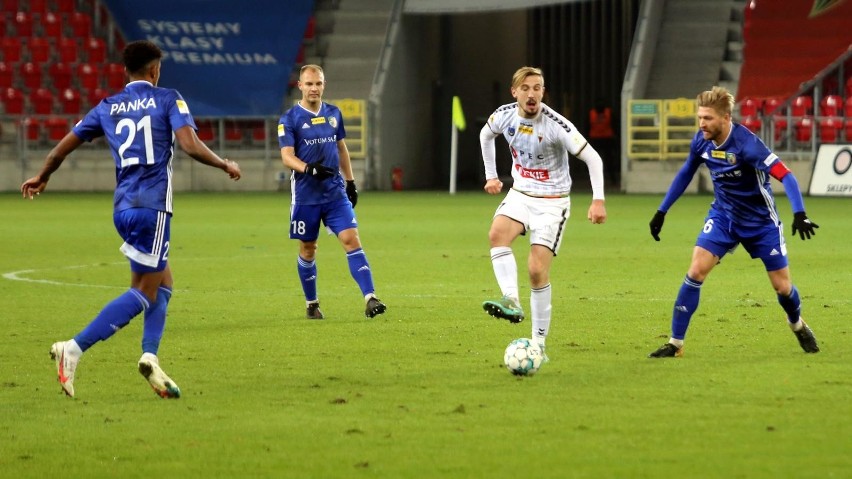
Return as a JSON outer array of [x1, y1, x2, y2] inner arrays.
[[2, 263, 126, 290]]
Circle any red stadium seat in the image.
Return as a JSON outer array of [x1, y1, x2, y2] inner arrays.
[[26, 37, 51, 64], [14, 11, 34, 37], [86, 87, 108, 108], [738, 98, 761, 117], [844, 96, 852, 118], [19, 61, 43, 90], [224, 121, 244, 144], [763, 97, 784, 115], [105, 63, 126, 91], [248, 120, 267, 144], [28, 0, 48, 16], [45, 116, 69, 142], [741, 115, 762, 133], [818, 117, 841, 144], [57, 37, 78, 63], [56, 0, 76, 15], [845, 119, 852, 142], [1, 87, 25, 114], [196, 120, 216, 142], [0, 62, 12, 89], [1, 37, 23, 63], [48, 62, 73, 90], [69, 12, 92, 38], [819, 95, 842, 117], [58, 87, 81, 114], [795, 116, 813, 143], [22, 117, 41, 142], [84, 37, 106, 63], [77, 63, 100, 91], [29, 87, 54, 114], [41, 12, 62, 39], [2, 0, 18, 16], [846, 77, 852, 98], [791, 96, 812, 117]]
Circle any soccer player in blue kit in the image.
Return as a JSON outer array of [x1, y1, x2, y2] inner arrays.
[[278, 64, 386, 320], [647, 86, 819, 358], [21, 40, 242, 397]]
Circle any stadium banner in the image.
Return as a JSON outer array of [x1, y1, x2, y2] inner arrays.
[[808, 144, 852, 196], [103, 0, 314, 116]]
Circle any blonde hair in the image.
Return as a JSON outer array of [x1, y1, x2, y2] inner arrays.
[[299, 64, 324, 79], [696, 86, 735, 117], [511, 66, 544, 89]]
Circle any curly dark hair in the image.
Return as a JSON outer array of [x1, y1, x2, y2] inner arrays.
[[123, 40, 163, 75]]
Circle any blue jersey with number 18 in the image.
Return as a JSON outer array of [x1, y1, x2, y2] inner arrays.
[[278, 102, 347, 205], [73, 80, 196, 214]]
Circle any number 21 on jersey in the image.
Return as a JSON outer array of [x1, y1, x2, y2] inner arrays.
[[116, 115, 155, 168]]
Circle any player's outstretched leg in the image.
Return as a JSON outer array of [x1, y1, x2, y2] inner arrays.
[[50, 340, 82, 397], [138, 353, 181, 398], [482, 295, 524, 323], [791, 319, 820, 353]]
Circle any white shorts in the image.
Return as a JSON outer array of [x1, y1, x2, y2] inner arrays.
[[494, 188, 571, 255]]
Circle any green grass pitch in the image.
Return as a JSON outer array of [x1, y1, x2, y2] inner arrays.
[[1, 191, 850, 478]]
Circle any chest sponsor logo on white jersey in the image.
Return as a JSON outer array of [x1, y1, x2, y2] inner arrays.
[[515, 164, 550, 181], [110, 97, 157, 115], [518, 125, 533, 135], [511, 147, 544, 160]]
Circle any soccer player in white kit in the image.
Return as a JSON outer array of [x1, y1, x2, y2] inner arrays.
[[480, 66, 607, 360]]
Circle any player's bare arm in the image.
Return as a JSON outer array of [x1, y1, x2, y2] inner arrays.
[[175, 126, 241, 180], [337, 139, 355, 181], [21, 132, 85, 199]]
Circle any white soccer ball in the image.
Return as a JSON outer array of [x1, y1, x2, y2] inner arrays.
[[503, 338, 543, 376]]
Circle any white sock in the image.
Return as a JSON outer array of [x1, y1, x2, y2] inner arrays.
[[531, 283, 552, 343], [788, 318, 804, 332], [490, 246, 518, 300], [669, 338, 684, 348], [67, 339, 83, 357]]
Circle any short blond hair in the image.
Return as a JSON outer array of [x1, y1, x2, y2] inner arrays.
[[511, 66, 544, 89], [299, 64, 324, 79], [697, 86, 735, 117]]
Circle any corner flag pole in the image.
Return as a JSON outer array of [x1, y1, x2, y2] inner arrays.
[[450, 96, 466, 195]]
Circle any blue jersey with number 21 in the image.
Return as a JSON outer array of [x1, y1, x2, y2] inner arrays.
[[73, 80, 196, 214]]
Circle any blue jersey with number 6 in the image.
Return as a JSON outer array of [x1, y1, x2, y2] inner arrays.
[[73, 80, 196, 214]]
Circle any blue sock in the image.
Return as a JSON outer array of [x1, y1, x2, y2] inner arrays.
[[346, 248, 375, 296], [297, 256, 318, 301], [74, 289, 149, 352], [142, 286, 172, 355], [671, 276, 703, 340], [777, 285, 801, 324]]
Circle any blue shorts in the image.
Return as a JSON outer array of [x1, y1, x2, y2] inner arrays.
[[695, 211, 788, 271], [289, 199, 358, 242], [114, 208, 171, 273]]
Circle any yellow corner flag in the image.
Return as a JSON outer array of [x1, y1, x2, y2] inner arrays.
[[452, 96, 466, 131]]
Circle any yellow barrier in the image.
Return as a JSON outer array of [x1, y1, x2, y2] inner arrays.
[[627, 98, 698, 160]]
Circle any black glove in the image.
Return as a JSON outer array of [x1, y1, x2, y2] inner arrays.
[[304, 162, 336, 180], [791, 212, 819, 240], [346, 180, 358, 208], [649, 210, 666, 241]]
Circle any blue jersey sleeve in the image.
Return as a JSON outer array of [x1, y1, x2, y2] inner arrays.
[[73, 107, 105, 142], [658, 136, 703, 212], [165, 90, 196, 132]]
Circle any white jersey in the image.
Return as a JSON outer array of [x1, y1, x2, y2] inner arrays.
[[482, 102, 591, 197]]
